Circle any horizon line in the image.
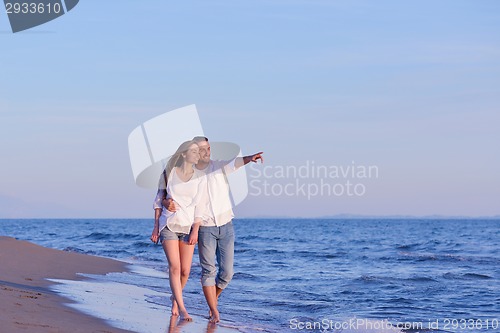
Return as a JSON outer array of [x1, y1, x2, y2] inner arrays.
[[1, 215, 499, 220]]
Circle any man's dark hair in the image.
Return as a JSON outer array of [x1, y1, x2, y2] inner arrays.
[[192, 136, 209, 143]]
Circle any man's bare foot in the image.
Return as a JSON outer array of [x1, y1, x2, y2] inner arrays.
[[209, 308, 220, 323], [208, 295, 219, 318], [170, 295, 179, 316]]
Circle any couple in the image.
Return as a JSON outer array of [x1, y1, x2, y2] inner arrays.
[[150, 136, 263, 323]]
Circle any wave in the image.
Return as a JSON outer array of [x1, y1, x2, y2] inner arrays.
[[295, 250, 323, 258], [238, 235, 270, 241], [233, 272, 259, 280], [63, 246, 94, 254], [397, 251, 500, 266], [463, 273, 493, 279], [132, 241, 155, 248], [235, 248, 252, 253], [443, 272, 493, 280], [353, 275, 438, 286], [83, 232, 113, 240], [83, 232, 142, 240], [266, 299, 329, 312], [396, 243, 422, 250], [397, 251, 468, 262], [404, 276, 437, 283], [397, 252, 439, 261]]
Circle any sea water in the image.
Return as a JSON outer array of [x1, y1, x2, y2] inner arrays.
[[0, 219, 498, 332]]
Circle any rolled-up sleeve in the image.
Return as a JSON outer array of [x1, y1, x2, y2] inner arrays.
[[153, 190, 165, 210], [193, 175, 209, 223], [224, 158, 238, 174], [153, 172, 168, 210]]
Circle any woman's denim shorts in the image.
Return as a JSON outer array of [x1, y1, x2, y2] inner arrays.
[[159, 227, 189, 243]]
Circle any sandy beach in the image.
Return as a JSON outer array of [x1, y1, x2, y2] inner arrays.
[[0, 236, 134, 333]]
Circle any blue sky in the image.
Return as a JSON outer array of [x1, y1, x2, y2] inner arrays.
[[1, 1, 499, 218]]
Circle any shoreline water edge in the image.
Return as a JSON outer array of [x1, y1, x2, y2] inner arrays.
[[0, 236, 240, 333]]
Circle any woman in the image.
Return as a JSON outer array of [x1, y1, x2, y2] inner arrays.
[[150, 140, 207, 321]]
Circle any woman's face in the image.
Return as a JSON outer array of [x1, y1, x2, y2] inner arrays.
[[184, 144, 200, 164]]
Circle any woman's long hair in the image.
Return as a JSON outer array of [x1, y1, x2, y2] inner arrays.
[[164, 140, 197, 181]]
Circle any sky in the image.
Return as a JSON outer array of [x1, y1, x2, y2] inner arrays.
[[1, 0, 499, 218]]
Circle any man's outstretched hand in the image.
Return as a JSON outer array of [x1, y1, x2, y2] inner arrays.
[[250, 152, 264, 163]]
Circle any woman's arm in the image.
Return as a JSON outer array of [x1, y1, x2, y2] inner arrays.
[[150, 209, 161, 244], [150, 189, 166, 244]]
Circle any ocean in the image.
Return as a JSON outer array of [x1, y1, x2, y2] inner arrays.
[[0, 219, 498, 333]]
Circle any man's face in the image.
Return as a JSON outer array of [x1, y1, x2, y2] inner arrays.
[[197, 141, 211, 163]]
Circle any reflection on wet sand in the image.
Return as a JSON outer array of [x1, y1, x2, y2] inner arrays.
[[166, 315, 226, 333]]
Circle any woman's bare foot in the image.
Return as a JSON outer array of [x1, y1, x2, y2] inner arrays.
[[209, 308, 220, 323], [170, 295, 179, 316], [179, 310, 193, 322]]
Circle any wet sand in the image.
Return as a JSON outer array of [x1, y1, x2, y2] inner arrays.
[[0, 236, 134, 333]]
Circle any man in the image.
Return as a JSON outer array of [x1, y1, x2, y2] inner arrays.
[[157, 136, 263, 323]]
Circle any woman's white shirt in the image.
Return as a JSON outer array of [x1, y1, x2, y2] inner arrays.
[[158, 167, 208, 235]]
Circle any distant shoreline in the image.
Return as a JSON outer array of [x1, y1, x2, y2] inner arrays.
[[1, 216, 499, 220]]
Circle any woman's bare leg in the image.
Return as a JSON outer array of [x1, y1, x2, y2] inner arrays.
[[178, 240, 195, 321], [162, 240, 191, 320], [179, 241, 195, 288]]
